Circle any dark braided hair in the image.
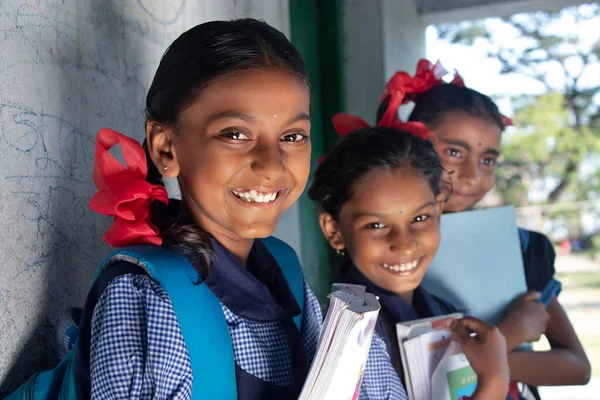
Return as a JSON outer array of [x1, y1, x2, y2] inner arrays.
[[143, 19, 310, 277]]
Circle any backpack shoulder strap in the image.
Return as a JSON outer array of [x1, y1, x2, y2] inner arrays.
[[260, 236, 305, 330], [98, 244, 236, 400], [4, 343, 77, 400], [518, 228, 530, 254]]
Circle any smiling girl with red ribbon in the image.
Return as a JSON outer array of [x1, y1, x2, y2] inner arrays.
[[373, 59, 590, 400], [309, 122, 510, 399], [9, 19, 325, 400]]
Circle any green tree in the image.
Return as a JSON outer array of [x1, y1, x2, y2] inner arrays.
[[497, 92, 599, 206], [438, 4, 600, 204]]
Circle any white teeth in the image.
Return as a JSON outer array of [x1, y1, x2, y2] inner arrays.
[[232, 189, 280, 203], [382, 260, 418, 272]]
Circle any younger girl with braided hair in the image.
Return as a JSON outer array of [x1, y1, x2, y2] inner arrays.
[[309, 120, 510, 399], [374, 60, 590, 399]]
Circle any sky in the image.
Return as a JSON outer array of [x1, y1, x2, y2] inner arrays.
[[425, 3, 600, 118]]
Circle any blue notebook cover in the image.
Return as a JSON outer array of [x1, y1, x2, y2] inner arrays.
[[422, 206, 527, 324]]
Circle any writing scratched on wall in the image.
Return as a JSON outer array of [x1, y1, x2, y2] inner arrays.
[[0, 0, 189, 391], [0, 0, 287, 393]]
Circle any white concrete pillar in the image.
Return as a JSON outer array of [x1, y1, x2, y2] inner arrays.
[[342, 0, 426, 124]]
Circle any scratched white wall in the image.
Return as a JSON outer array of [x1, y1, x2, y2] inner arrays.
[[0, 0, 291, 393]]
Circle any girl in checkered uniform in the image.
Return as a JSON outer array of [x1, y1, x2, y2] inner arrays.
[[74, 19, 322, 399], [376, 60, 590, 400], [309, 126, 509, 400]]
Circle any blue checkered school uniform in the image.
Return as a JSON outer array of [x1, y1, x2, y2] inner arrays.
[[345, 264, 460, 400], [72, 238, 322, 399]]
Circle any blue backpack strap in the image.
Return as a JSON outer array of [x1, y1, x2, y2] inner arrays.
[[4, 349, 77, 400], [6, 238, 305, 400], [261, 236, 305, 330], [518, 228, 530, 254], [99, 244, 236, 400]]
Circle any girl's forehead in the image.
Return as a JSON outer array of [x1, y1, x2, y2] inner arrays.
[[201, 69, 309, 104], [180, 69, 310, 128], [349, 167, 435, 207], [435, 112, 502, 147]]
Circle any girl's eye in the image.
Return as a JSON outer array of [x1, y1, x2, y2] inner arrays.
[[413, 214, 430, 223], [365, 222, 386, 229], [446, 148, 461, 158], [482, 158, 497, 167], [281, 132, 307, 142], [221, 130, 250, 141]]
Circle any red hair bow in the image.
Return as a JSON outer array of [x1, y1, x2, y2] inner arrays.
[[331, 114, 431, 141], [89, 128, 168, 247], [317, 113, 438, 164], [386, 60, 513, 127], [319, 59, 512, 163]]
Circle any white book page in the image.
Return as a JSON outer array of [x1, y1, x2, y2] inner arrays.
[[322, 309, 379, 400], [403, 329, 453, 400]]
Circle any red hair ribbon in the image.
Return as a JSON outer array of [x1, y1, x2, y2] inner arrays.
[[331, 114, 432, 142], [330, 60, 442, 142], [380, 59, 449, 126], [319, 59, 512, 163], [386, 60, 513, 127], [89, 128, 168, 247], [318, 113, 439, 164]]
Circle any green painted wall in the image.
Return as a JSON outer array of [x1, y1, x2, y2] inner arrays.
[[289, 0, 344, 301]]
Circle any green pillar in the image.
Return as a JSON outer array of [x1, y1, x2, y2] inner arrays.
[[289, 0, 344, 301]]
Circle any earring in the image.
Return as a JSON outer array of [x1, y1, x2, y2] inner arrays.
[[413, 240, 418, 246], [336, 248, 346, 256], [163, 166, 168, 171]]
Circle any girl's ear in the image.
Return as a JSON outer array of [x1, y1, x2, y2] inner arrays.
[[318, 211, 346, 252], [146, 121, 180, 179]]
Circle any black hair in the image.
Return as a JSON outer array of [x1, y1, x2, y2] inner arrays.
[[376, 84, 504, 131], [142, 19, 310, 276], [308, 127, 448, 221]]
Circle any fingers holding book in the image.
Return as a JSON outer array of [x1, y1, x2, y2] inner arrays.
[[448, 317, 510, 400]]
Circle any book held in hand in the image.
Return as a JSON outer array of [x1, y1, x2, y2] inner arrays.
[[299, 284, 381, 400], [397, 313, 478, 400], [421, 206, 528, 325]]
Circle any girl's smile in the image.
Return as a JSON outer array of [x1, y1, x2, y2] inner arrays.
[[151, 68, 311, 258], [230, 187, 288, 205], [380, 256, 424, 276], [322, 165, 443, 301]]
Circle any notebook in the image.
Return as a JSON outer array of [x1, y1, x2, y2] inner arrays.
[[431, 342, 478, 400], [299, 283, 381, 400], [421, 206, 528, 324], [396, 313, 477, 400]]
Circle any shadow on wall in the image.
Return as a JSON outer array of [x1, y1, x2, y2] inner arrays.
[[0, 0, 146, 394]]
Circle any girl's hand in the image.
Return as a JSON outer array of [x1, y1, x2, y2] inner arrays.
[[498, 291, 550, 349], [449, 317, 509, 400]]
